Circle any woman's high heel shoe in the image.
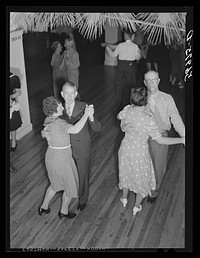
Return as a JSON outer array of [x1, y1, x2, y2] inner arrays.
[[58, 211, 76, 219], [38, 207, 51, 216], [120, 198, 128, 208], [133, 205, 142, 216], [10, 142, 17, 152]]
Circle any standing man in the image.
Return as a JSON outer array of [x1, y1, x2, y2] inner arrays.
[[122, 70, 185, 203], [59, 38, 80, 89], [102, 30, 141, 107], [60, 82, 101, 210]]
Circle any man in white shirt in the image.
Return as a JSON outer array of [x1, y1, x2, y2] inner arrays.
[[102, 30, 141, 107], [122, 70, 185, 203]]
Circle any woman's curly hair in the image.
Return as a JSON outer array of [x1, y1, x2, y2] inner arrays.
[[42, 96, 61, 116], [51, 41, 60, 52], [130, 87, 148, 106]]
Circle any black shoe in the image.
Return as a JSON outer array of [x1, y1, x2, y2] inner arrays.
[[58, 211, 76, 219], [147, 195, 157, 203], [147, 190, 159, 203], [38, 207, 51, 216], [77, 203, 86, 211], [10, 143, 17, 152]]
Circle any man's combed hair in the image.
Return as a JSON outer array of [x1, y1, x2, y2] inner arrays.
[[130, 87, 148, 107], [43, 96, 61, 116]]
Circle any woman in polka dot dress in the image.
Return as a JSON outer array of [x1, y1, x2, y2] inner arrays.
[[38, 96, 94, 219], [117, 87, 185, 216]]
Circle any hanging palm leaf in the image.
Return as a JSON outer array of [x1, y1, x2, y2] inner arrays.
[[74, 13, 138, 39], [10, 12, 36, 32], [136, 12, 186, 45], [10, 12, 186, 45]]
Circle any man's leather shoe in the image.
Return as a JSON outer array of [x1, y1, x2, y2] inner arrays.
[[77, 203, 86, 211], [147, 195, 157, 203], [58, 211, 76, 219], [147, 190, 159, 203]]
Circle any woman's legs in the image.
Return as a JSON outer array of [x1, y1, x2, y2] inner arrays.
[[10, 130, 17, 148], [60, 191, 72, 215], [40, 185, 56, 210], [134, 192, 143, 208], [120, 188, 129, 207], [122, 188, 129, 199]]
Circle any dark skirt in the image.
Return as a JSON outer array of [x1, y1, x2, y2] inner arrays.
[[10, 111, 22, 131]]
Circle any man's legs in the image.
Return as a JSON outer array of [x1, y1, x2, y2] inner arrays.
[[122, 63, 136, 106], [148, 131, 169, 192], [67, 69, 79, 89], [75, 157, 91, 206], [115, 63, 125, 106]]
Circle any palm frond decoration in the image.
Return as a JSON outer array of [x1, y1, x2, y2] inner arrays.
[[10, 12, 77, 32], [10, 12, 186, 45], [103, 13, 138, 31], [74, 13, 104, 40], [10, 12, 35, 32], [136, 12, 186, 45], [73, 13, 137, 40]]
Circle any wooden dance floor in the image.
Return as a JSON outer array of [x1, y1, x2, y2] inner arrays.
[[9, 56, 185, 250]]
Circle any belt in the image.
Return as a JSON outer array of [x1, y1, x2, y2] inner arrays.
[[49, 145, 71, 149], [119, 60, 136, 65]]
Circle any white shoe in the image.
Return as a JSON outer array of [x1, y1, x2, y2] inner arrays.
[[133, 205, 142, 216], [120, 198, 127, 207]]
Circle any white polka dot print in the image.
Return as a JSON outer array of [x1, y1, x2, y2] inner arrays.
[[118, 106, 157, 198]]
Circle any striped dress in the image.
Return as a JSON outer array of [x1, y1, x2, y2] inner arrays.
[[44, 117, 79, 198]]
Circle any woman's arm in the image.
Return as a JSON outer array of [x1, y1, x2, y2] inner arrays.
[[154, 135, 185, 146]]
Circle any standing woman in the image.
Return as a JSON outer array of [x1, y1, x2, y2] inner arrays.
[[10, 72, 22, 151], [50, 41, 66, 99], [39, 96, 94, 219]]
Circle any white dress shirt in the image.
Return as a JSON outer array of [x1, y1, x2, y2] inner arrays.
[[106, 39, 141, 61], [147, 91, 185, 136], [65, 102, 75, 116]]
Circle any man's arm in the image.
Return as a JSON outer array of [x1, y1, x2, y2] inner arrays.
[[135, 46, 141, 60], [168, 95, 185, 137], [66, 51, 80, 69], [106, 44, 120, 58]]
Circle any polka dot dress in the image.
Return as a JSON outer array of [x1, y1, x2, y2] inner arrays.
[[44, 117, 79, 198], [118, 105, 161, 198]]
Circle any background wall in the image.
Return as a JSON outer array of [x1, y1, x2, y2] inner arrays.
[[10, 30, 32, 139]]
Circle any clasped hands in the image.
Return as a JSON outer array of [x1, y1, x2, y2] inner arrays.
[[84, 104, 94, 121]]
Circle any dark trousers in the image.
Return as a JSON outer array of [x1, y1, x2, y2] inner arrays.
[[75, 157, 91, 205], [148, 131, 168, 190], [115, 60, 137, 107]]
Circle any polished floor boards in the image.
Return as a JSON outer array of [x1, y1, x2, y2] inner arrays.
[[10, 60, 185, 249]]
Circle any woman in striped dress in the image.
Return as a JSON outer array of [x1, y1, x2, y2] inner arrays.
[[38, 96, 94, 219]]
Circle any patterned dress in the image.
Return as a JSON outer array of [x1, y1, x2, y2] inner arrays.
[[118, 105, 161, 198], [44, 117, 79, 198]]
